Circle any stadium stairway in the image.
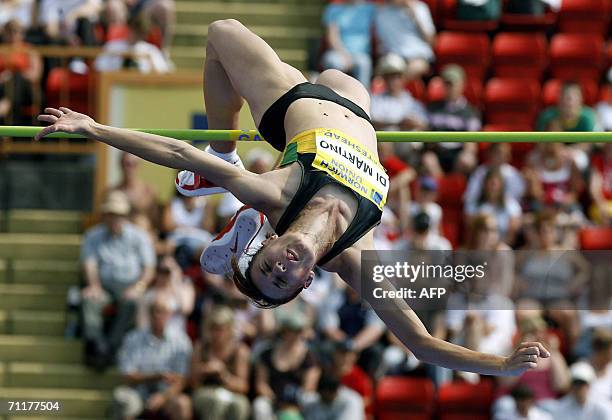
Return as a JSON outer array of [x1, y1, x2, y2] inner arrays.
[[0, 211, 119, 419], [172, 0, 327, 70]]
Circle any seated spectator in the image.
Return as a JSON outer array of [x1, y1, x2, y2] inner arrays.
[[100, 0, 130, 43], [111, 296, 192, 420], [589, 143, 612, 226], [0, 0, 34, 28], [427, 64, 480, 173], [302, 373, 364, 420], [494, 315, 570, 414], [191, 306, 250, 420], [80, 190, 155, 368], [111, 152, 160, 225], [137, 255, 194, 335], [395, 211, 452, 250], [523, 143, 583, 215], [319, 284, 386, 378], [374, 0, 435, 79], [537, 81, 599, 132], [38, 0, 101, 46], [253, 314, 321, 420], [162, 191, 214, 268], [465, 167, 522, 245], [586, 329, 612, 402], [371, 54, 428, 132], [493, 385, 553, 420], [464, 214, 514, 296], [126, 0, 175, 53], [321, 0, 375, 88], [456, 0, 501, 20], [548, 362, 612, 420], [515, 212, 589, 305], [464, 143, 526, 205], [409, 176, 442, 233], [327, 341, 373, 418], [94, 15, 172, 73], [0, 19, 42, 125], [595, 69, 612, 131]]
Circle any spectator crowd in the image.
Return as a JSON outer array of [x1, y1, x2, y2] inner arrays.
[[2, 0, 608, 419]]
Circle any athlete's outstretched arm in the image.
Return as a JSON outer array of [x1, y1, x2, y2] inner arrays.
[[35, 107, 281, 208], [337, 242, 550, 377]]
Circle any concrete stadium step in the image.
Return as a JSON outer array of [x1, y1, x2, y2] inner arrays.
[[0, 234, 80, 260], [176, 2, 323, 26], [0, 284, 66, 311], [0, 388, 109, 417], [0, 335, 83, 363], [171, 47, 307, 70], [10, 310, 66, 336], [7, 363, 120, 390], [0, 311, 6, 334], [7, 210, 82, 234], [9, 259, 79, 285], [174, 24, 321, 50]]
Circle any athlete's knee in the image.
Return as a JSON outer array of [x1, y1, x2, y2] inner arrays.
[[208, 19, 244, 42]]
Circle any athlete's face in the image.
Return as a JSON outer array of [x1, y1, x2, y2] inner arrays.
[[250, 234, 315, 300]]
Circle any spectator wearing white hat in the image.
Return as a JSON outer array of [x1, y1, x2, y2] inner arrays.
[[548, 362, 612, 420], [370, 54, 428, 132]]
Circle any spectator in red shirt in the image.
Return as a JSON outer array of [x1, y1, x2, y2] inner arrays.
[[330, 341, 374, 418], [589, 143, 612, 225]]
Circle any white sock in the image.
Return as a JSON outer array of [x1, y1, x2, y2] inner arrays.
[[205, 145, 244, 168]]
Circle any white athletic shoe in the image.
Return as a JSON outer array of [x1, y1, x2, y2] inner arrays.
[[200, 205, 272, 275], [175, 146, 244, 196]]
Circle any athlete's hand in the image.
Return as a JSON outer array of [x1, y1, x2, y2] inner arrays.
[[35, 107, 96, 141], [502, 341, 551, 376]]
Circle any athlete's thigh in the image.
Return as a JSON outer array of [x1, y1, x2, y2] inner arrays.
[[315, 69, 371, 115], [207, 19, 307, 123]]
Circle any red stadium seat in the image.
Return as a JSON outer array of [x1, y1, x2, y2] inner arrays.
[[437, 380, 495, 420], [580, 228, 612, 250], [437, 173, 467, 207], [484, 78, 541, 125], [558, 0, 609, 35], [375, 376, 435, 420], [435, 32, 490, 81], [492, 33, 547, 79], [427, 76, 483, 109], [542, 79, 599, 107], [45, 67, 92, 115], [549, 34, 605, 81], [441, 0, 499, 31]]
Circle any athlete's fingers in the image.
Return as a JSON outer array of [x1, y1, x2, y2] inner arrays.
[[43, 107, 63, 118], [37, 115, 58, 124], [520, 354, 539, 363], [34, 124, 57, 141], [518, 342, 550, 357], [59, 107, 73, 114]]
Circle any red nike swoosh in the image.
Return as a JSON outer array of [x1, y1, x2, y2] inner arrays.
[[230, 234, 239, 254]]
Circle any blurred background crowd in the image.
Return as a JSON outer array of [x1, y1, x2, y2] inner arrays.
[[1, 0, 612, 419]]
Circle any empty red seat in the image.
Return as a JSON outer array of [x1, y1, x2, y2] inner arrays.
[[375, 376, 435, 420], [580, 228, 612, 250], [484, 78, 541, 125], [435, 32, 490, 80], [558, 0, 609, 35], [427, 76, 483, 109], [437, 173, 467, 207], [549, 34, 605, 81], [438, 380, 495, 420], [542, 79, 599, 107], [45, 67, 92, 115], [492, 32, 547, 79]]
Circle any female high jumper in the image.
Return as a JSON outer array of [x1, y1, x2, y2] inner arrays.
[[36, 19, 549, 376]]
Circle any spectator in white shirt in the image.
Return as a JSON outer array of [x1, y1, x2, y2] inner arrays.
[[95, 15, 172, 73], [549, 362, 612, 420], [409, 176, 442, 233], [371, 53, 428, 132], [375, 0, 435, 79], [494, 385, 553, 420], [595, 69, 612, 131], [395, 211, 452, 251]]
